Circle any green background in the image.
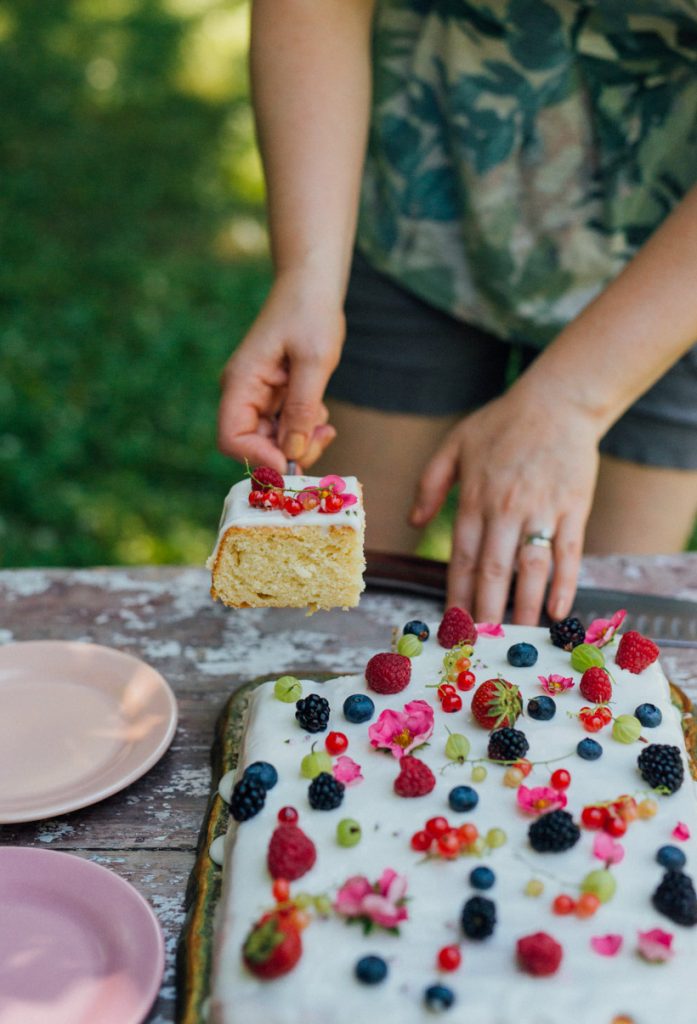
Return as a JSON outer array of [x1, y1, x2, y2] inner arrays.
[[1, 0, 693, 568]]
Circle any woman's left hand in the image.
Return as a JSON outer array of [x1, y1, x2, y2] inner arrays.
[[409, 379, 602, 625]]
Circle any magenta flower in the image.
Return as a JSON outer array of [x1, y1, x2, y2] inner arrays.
[[333, 755, 363, 787], [476, 622, 505, 638], [516, 785, 567, 816], [334, 868, 409, 932], [590, 934, 623, 957], [538, 674, 574, 696], [585, 609, 627, 647], [318, 475, 358, 508], [637, 928, 674, 963], [673, 821, 691, 841], [368, 700, 434, 760], [593, 832, 625, 865]]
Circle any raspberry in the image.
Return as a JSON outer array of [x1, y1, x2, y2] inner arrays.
[[365, 652, 411, 694], [529, 810, 580, 853], [461, 895, 496, 939], [394, 755, 436, 797], [437, 607, 478, 649], [267, 824, 317, 881], [516, 932, 563, 976], [549, 617, 585, 651], [487, 727, 529, 762], [616, 630, 660, 674], [652, 869, 697, 926], [579, 666, 612, 704], [252, 465, 285, 490], [637, 744, 684, 794]]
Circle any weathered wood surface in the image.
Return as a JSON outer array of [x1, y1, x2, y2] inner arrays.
[[0, 557, 696, 1023]]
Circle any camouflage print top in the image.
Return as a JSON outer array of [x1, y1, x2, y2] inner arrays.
[[357, 0, 697, 347]]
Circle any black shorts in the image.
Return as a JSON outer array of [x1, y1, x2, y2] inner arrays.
[[326, 251, 697, 471]]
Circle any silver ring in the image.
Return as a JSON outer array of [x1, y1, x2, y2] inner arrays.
[[523, 530, 554, 548]]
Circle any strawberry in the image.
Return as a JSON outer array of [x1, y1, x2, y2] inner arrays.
[[616, 631, 659, 674], [579, 666, 612, 704], [394, 755, 436, 797], [471, 678, 522, 730], [252, 466, 285, 490], [242, 911, 302, 979], [516, 932, 563, 976], [267, 824, 317, 881], [365, 652, 411, 694], [437, 607, 478, 649]]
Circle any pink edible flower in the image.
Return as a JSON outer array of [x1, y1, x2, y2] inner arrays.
[[368, 700, 434, 760], [334, 868, 409, 931], [585, 609, 626, 648], [637, 928, 674, 963], [590, 934, 623, 957], [538, 673, 574, 696], [516, 785, 567, 816], [593, 832, 625, 865], [475, 622, 505, 638], [673, 822, 691, 841], [317, 474, 358, 508], [333, 755, 363, 787]]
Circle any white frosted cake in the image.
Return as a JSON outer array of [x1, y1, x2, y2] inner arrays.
[[208, 470, 365, 611], [209, 610, 697, 1024]]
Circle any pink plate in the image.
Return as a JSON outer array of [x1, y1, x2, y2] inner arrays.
[[0, 641, 177, 823], [0, 847, 164, 1024]]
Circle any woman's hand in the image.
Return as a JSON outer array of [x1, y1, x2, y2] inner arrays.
[[410, 378, 602, 625], [217, 270, 345, 471]]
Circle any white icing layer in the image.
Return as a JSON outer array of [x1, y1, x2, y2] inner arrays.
[[211, 626, 697, 1024]]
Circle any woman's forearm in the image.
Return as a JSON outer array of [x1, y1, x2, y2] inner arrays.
[[250, 0, 376, 303], [516, 182, 697, 431]]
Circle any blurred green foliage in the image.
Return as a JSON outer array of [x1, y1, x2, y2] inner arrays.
[[1, 0, 270, 566]]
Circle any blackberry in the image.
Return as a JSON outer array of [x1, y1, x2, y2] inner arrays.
[[295, 693, 330, 733], [507, 642, 538, 667], [308, 771, 345, 810], [230, 776, 266, 822], [461, 895, 496, 939], [652, 869, 697, 926], [527, 696, 556, 721], [637, 744, 684, 794], [529, 810, 580, 853], [487, 727, 529, 762], [549, 616, 586, 651]]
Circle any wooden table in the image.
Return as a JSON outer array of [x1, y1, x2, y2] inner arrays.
[[1, 557, 696, 1023]]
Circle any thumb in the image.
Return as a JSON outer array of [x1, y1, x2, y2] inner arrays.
[[277, 357, 332, 462], [410, 441, 458, 527]]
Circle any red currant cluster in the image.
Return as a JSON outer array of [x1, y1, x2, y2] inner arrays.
[[578, 704, 613, 732], [248, 488, 345, 516], [580, 794, 651, 837], [410, 816, 481, 859]]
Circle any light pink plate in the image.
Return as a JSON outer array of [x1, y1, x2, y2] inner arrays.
[[0, 641, 177, 823], [0, 847, 164, 1024]]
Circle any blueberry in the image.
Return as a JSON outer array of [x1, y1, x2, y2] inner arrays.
[[469, 865, 495, 890], [577, 738, 603, 761], [424, 984, 455, 1012], [507, 642, 538, 667], [355, 955, 388, 985], [343, 693, 375, 724], [448, 785, 479, 813], [635, 703, 662, 728], [657, 845, 687, 870], [527, 696, 556, 721], [243, 761, 278, 790], [403, 619, 430, 642]]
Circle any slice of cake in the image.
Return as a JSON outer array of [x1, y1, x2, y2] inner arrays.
[[208, 470, 365, 611], [209, 613, 697, 1024]]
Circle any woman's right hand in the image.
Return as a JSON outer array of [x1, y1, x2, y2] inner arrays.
[[217, 269, 345, 472]]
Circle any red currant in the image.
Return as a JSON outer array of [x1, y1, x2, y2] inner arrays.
[[581, 805, 607, 830], [426, 816, 450, 839], [298, 489, 320, 511], [583, 714, 605, 733], [597, 705, 613, 724], [325, 731, 348, 755], [272, 878, 290, 903], [454, 657, 471, 673], [575, 893, 600, 919], [456, 670, 476, 691], [437, 831, 460, 858], [614, 795, 638, 823], [550, 769, 571, 790], [456, 823, 478, 846], [248, 489, 265, 507], [321, 492, 344, 513], [411, 830, 432, 852], [552, 894, 576, 915], [516, 758, 533, 778], [438, 683, 457, 700], [277, 806, 298, 824], [437, 945, 462, 971], [605, 814, 627, 838], [442, 694, 463, 713], [283, 495, 303, 516]]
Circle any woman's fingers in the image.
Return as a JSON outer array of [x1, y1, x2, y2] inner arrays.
[[470, 519, 521, 624], [546, 510, 585, 622], [512, 528, 555, 625], [410, 442, 458, 527]]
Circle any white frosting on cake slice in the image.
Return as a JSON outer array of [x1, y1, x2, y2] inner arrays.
[[210, 625, 697, 1024]]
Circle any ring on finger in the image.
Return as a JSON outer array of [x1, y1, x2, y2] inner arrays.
[[521, 528, 554, 549]]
